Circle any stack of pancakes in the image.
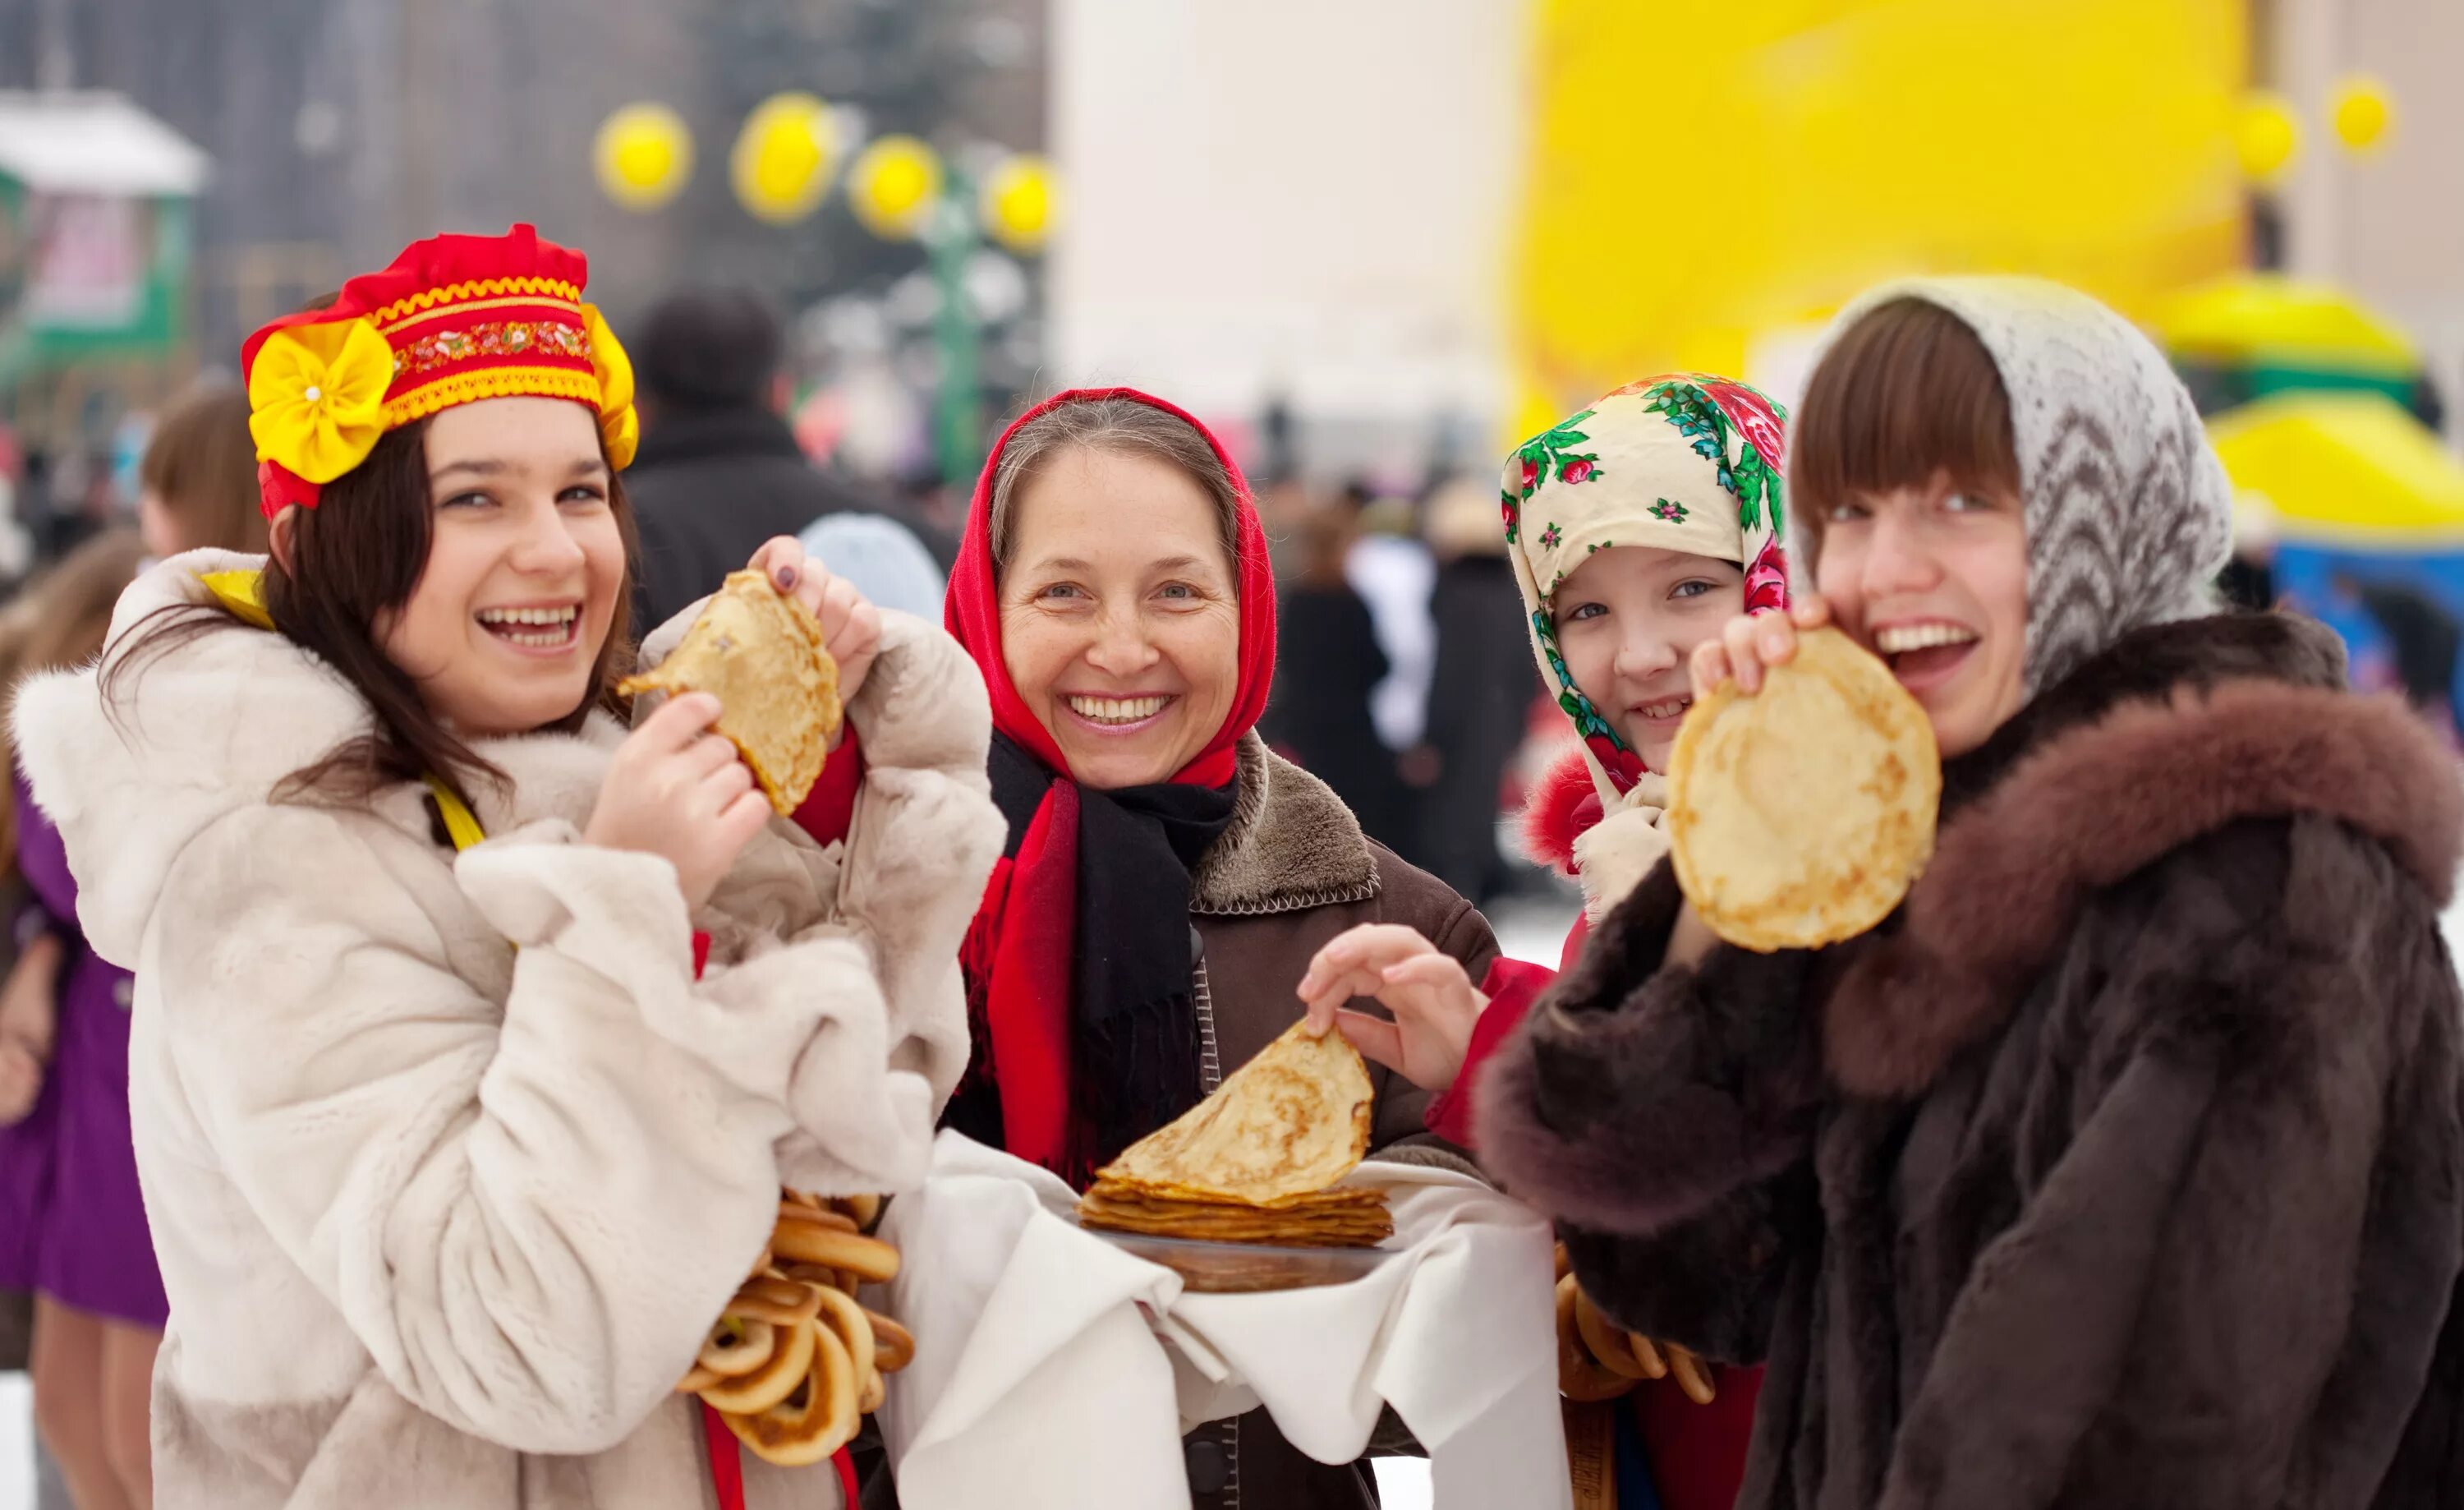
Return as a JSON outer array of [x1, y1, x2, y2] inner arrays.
[[1078, 1020, 1394, 1249]]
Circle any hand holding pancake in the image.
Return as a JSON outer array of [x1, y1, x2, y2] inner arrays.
[[678, 1188, 913, 1468], [1297, 923, 1485, 1093], [747, 536, 881, 713], [1670, 596, 1941, 953], [1687, 594, 1833, 698], [585, 692, 771, 910], [619, 569, 844, 817]]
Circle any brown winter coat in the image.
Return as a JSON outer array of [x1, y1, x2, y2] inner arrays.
[[890, 731, 1496, 1510], [1184, 732, 1500, 1510], [1478, 613, 2464, 1510]]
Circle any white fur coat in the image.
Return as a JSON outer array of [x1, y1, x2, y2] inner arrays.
[[13, 550, 1002, 1509]]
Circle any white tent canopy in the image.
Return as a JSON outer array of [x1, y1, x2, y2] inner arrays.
[[0, 90, 209, 197]]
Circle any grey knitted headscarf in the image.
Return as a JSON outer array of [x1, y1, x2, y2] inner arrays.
[[1818, 276, 2236, 694]]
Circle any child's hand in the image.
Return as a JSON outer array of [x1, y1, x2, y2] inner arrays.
[[1298, 923, 1486, 1093]]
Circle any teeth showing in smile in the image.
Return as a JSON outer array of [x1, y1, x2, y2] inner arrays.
[[1638, 697, 1690, 720], [1067, 694, 1169, 725], [1874, 623, 1979, 655], [477, 605, 579, 647]]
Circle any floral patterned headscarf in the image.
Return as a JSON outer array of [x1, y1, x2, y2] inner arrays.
[[1502, 374, 1791, 803]]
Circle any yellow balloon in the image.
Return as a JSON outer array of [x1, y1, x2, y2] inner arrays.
[[981, 155, 1058, 252], [2332, 76, 2394, 153], [732, 93, 838, 225], [849, 136, 945, 241], [593, 104, 692, 212], [2235, 93, 2301, 185]]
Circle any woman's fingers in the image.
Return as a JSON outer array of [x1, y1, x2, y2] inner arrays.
[[747, 536, 806, 592], [829, 599, 882, 668], [1722, 613, 1770, 695], [685, 732, 742, 778], [1698, 608, 1802, 697], [700, 754, 756, 804], [715, 788, 775, 848], [1788, 591, 1832, 630], [637, 691, 724, 749], [1689, 638, 1732, 702], [1332, 1010, 1407, 1074]]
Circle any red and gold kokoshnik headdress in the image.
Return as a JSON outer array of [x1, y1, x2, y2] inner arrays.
[[239, 223, 636, 519]]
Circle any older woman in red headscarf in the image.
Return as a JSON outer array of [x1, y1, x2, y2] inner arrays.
[[935, 389, 1496, 1509]]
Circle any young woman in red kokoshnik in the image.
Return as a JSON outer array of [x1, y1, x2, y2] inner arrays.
[[16, 224, 1003, 1509]]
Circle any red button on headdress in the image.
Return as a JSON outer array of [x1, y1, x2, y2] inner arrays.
[[238, 223, 636, 519]]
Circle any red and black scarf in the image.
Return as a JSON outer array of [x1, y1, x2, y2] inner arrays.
[[945, 389, 1278, 1187]]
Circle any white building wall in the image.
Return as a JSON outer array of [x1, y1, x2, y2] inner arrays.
[[1046, 0, 1523, 437]]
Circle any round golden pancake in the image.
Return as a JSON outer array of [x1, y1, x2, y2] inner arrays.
[[1666, 626, 1939, 952]]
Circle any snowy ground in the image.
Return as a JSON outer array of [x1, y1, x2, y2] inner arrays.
[[0, 1374, 29, 1510]]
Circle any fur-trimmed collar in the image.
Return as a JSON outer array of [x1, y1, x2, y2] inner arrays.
[[13, 551, 625, 965], [1190, 732, 1378, 914], [1823, 612, 2463, 1098]]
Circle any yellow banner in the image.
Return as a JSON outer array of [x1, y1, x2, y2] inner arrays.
[[1510, 0, 2249, 438]]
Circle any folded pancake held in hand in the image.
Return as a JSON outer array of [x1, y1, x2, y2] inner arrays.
[[618, 569, 844, 817], [1666, 625, 1940, 953], [1077, 1020, 1393, 1249]]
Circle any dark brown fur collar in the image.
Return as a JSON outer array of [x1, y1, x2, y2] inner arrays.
[[1190, 732, 1379, 915], [1824, 612, 2463, 1098]]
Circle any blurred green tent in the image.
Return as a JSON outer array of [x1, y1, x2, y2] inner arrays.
[[0, 91, 209, 390], [2163, 273, 2437, 423], [2209, 391, 2464, 548]]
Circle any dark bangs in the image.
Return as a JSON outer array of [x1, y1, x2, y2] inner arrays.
[[1792, 297, 2020, 559]]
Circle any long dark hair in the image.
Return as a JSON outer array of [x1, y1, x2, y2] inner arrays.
[[102, 414, 641, 809]]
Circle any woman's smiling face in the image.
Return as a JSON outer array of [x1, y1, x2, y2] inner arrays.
[[997, 444, 1240, 789], [375, 396, 625, 738], [1816, 467, 2030, 759], [1553, 544, 1746, 772]]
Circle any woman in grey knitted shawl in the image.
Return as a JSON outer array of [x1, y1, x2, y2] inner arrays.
[[1476, 277, 2464, 1510]]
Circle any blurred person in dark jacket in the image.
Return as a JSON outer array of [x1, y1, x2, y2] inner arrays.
[[2333, 568, 2464, 739], [1414, 481, 1537, 904], [1262, 493, 1410, 850], [623, 287, 954, 628]]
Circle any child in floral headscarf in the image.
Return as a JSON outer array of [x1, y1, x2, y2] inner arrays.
[[1299, 373, 1790, 1510]]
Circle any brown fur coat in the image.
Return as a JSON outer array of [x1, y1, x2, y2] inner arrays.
[[1477, 614, 2464, 1509]]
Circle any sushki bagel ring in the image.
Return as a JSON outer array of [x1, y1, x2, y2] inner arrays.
[[770, 1222, 901, 1285], [696, 1316, 779, 1380], [732, 1273, 825, 1328], [724, 1320, 858, 1467], [699, 1315, 817, 1415]]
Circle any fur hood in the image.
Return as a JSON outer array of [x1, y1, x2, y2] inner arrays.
[[1825, 610, 2464, 1097]]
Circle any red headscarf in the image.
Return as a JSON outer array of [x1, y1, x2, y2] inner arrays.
[[945, 388, 1278, 1179]]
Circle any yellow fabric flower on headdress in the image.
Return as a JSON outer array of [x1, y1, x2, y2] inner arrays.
[[583, 304, 639, 470], [246, 319, 395, 484]]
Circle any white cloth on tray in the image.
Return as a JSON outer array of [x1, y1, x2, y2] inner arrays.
[[876, 1130, 1569, 1510]]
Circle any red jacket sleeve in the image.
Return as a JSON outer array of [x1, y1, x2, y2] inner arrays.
[[1423, 955, 1558, 1149], [788, 725, 867, 849]]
